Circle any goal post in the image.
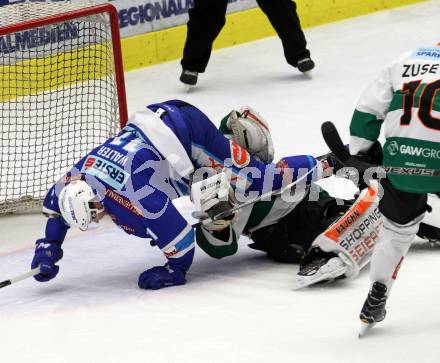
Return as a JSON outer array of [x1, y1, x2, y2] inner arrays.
[[0, 1, 128, 215]]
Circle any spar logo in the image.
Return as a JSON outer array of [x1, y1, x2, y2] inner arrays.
[[414, 48, 440, 60], [230, 140, 250, 168]]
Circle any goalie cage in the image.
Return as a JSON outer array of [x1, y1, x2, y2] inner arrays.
[[0, 1, 128, 215]]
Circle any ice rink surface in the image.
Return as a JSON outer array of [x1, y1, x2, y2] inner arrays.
[[1, 1, 440, 362]]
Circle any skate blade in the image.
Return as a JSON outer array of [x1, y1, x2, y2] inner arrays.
[[292, 277, 312, 290], [293, 260, 347, 290], [293, 272, 338, 290], [300, 70, 314, 78], [358, 321, 375, 338], [182, 83, 195, 92]]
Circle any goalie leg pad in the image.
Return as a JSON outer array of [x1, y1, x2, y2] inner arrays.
[[309, 182, 383, 278], [249, 188, 352, 263]]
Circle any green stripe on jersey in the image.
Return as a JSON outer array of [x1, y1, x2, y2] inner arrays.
[[219, 114, 230, 135], [350, 110, 383, 141], [195, 227, 238, 259], [388, 85, 440, 113], [388, 90, 404, 113], [246, 197, 277, 230]]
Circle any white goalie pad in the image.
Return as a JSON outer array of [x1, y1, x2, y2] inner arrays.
[[311, 181, 383, 278]]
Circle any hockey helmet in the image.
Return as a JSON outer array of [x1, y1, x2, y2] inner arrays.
[[59, 180, 104, 231]]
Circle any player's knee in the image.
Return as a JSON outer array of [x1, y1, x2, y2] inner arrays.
[[382, 215, 424, 248]]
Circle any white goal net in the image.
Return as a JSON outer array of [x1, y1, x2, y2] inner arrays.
[[0, 1, 127, 214]]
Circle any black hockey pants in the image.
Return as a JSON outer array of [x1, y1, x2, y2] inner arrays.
[[181, 0, 310, 73], [379, 179, 428, 225]]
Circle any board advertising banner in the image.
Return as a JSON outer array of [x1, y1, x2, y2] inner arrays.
[[1, 0, 258, 37]]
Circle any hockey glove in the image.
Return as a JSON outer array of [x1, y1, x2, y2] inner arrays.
[[138, 265, 186, 290], [316, 152, 338, 178], [31, 240, 63, 282], [191, 172, 238, 232], [352, 141, 384, 190], [219, 106, 275, 163], [355, 141, 383, 165]]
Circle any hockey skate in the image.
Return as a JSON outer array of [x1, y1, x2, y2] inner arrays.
[[297, 57, 315, 73], [293, 247, 347, 290], [358, 281, 387, 337], [417, 222, 440, 247], [180, 69, 198, 87]]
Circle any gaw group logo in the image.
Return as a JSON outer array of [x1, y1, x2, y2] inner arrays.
[[387, 140, 440, 160], [387, 141, 399, 156]]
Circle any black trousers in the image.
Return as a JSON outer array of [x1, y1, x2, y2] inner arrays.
[[379, 179, 428, 225], [181, 0, 310, 72]]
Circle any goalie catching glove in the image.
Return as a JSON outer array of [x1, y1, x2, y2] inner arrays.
[[191, 172, 238, 231], [220, 106, 275, 163]]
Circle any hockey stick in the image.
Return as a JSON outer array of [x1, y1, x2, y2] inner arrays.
[[321, 121, 440, 177], [0, 266, 41, 289], [193, 165, 318, 228], [149, 166, 318, 246]]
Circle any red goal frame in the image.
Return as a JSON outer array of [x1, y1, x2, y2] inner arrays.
[[0, 3, 128, 128]]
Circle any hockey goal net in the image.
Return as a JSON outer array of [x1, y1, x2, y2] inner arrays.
[[0, 1, 127, 214]]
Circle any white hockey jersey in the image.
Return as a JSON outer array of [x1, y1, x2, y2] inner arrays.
[[349, 45, 440, 193], [195, 190, 305, 259]]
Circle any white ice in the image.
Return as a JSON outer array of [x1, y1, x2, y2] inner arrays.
[[2, 2, 440, 362]]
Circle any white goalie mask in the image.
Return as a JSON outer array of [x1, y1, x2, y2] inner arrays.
[[59, 180, 103, 231]]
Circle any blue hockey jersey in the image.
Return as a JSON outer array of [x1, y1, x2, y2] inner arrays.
[[40, 100, 320, 273]]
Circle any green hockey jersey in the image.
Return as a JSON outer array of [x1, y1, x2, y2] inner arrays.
[[349, 46, 440, 193], [196, 189, 304, 259]]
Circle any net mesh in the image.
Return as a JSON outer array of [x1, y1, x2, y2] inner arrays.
[[0, 1, 121, 214]]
